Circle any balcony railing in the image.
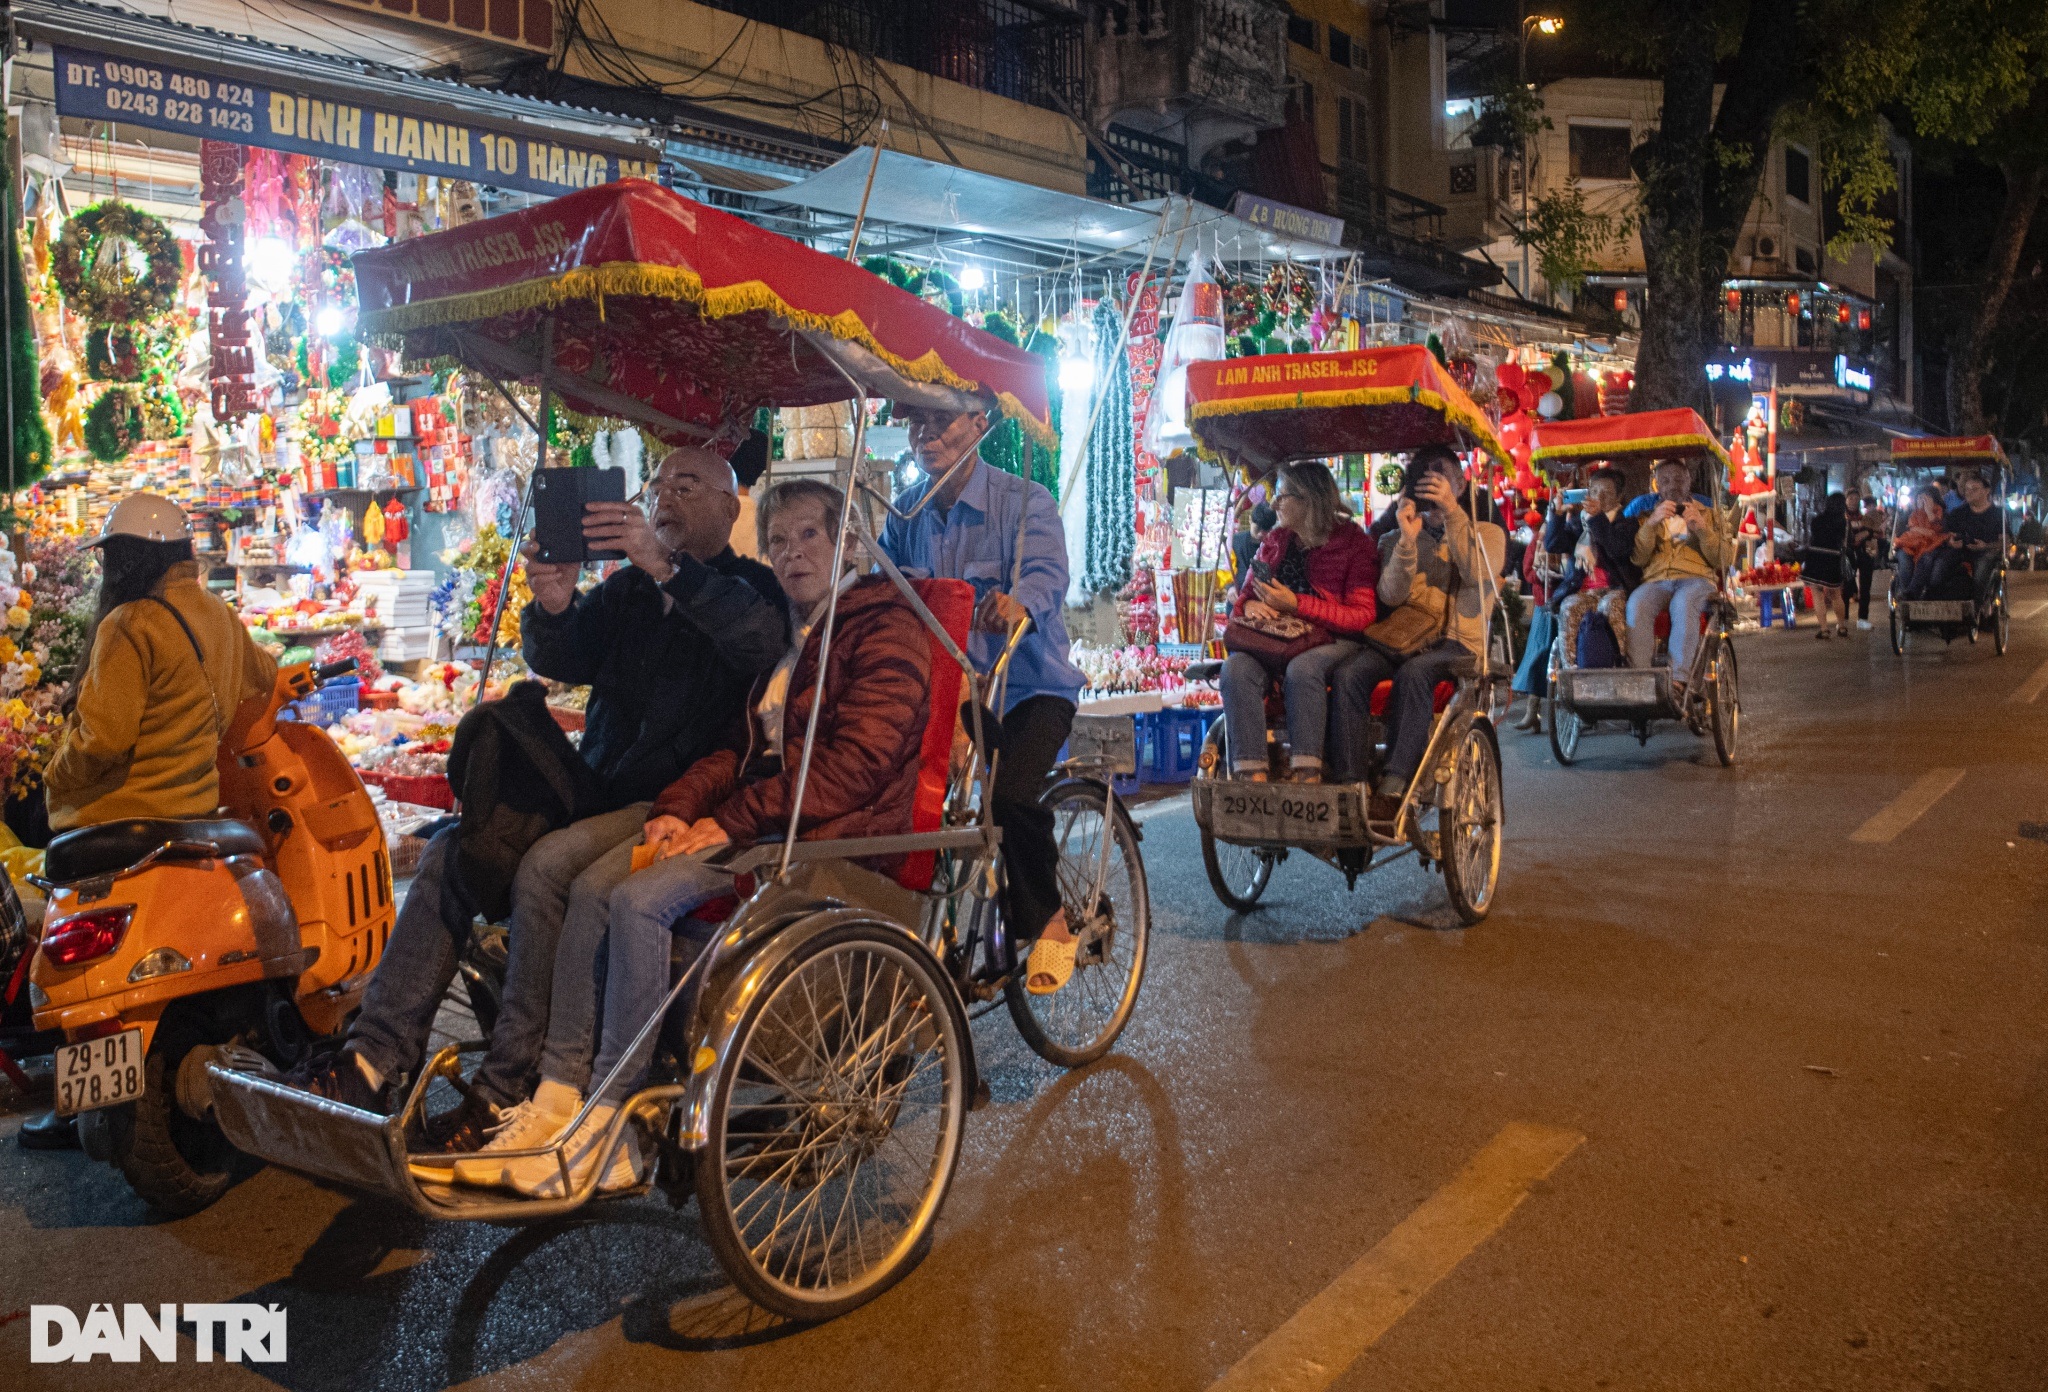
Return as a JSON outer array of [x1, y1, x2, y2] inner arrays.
[[698, 0, 1084, 116]]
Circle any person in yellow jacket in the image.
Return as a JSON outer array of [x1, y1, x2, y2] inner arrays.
[[44, 493, 277, 831]]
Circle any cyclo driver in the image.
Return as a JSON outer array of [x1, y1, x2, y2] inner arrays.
[[881, 405, 1087, 995]]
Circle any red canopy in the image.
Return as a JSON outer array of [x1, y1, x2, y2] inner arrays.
[[1529, 407, 1731, 473], [1184, 345, 1510, 473], [353, 179, 1054, 449]]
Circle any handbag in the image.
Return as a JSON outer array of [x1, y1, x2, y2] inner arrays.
[[1363, 569, 1456, 659], [1223, 609, 1330, 676]]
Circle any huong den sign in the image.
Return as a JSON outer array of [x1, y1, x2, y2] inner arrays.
[[54, 46, 659, 198], [1228, 192, 1345, 249]]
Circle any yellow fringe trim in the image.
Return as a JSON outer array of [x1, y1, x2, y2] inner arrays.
[[358, 261, 1059, 451], [1532, 432, 1731, 471], [1189, 384, 1510, 468]]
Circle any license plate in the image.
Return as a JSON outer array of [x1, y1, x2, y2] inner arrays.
[[55, 1029, 147, 1115], [1199, 781, 1366, 845], [1565, 669, 1661, 706], [1903, 600, 1969, 623]]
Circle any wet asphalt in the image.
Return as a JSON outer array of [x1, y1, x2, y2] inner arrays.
[[5, 573, 2048, 1392]]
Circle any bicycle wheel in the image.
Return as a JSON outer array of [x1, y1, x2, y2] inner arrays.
[[1995, 576, 2011, 655], [1436, 722, 1503, 925], [1708, 639, 1739, 766], [1889, 598, 1905, 654], [695, 919, 967, 1322], [1195, 716, 1277, 911], [1005, 778, 1150, 1068], [1546, 698, 1581, 765]]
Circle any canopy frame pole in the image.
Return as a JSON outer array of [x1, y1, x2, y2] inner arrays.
[[844, 128, 888, 265], [474, 314, 552, 709], [777, 389, 868, 880], [861, 414, 1004, 525]]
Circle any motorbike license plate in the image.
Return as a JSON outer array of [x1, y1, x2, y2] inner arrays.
[[1203, 782, 1364, 845], [54, 1029, 147, 1115]]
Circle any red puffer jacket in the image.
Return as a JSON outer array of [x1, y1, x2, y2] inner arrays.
[[1231, 520, 1381, 636], [651, 577, 933, 850]]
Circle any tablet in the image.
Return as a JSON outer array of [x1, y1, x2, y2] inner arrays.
[[531, 467, 627, 564]]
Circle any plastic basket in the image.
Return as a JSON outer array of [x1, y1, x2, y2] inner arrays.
[[1136, 706, 1211, 784], [361, 770, 454, 810], [280, 677, 360, 726]]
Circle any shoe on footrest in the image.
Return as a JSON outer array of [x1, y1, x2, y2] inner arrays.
[[283, 1048, 391, 1115], [507, 1100, 645, 1198], [449, 1079, 580, 1188]]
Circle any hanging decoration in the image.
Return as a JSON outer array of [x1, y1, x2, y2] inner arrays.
[[1216, 262, 1317, 357], [1081, 297, 1137, 594], [49, 202, 183, 329], [82, 386, 146, 463], [199, 140, 261, 423], [976, 308, 1061, 496], [3, 117, 52, 492]]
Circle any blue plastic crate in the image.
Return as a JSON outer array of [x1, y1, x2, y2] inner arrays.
[[280, 677, 360, 726], [1137, 706, 1213, 784]]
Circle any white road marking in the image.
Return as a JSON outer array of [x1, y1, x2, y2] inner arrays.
[[2009, 658, 2048, 704], [1207, 1122, 1584, 1392], [2011, 599, 2048, 621], [1849, 768, 1966, 843], [1130, 794, 1190, 824]]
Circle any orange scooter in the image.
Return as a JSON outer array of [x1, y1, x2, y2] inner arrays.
[[28, 657, 396, 1213]]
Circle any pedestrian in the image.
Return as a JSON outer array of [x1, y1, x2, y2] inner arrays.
[[1509, 493, 1580, 731], [1803, 492, 1850, 638], [1847, 495, 1889, 629]]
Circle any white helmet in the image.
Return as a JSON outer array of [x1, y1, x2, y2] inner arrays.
[[92, 492, 191, 546]]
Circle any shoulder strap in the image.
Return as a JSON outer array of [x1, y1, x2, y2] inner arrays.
[[143, 594, 226, 735]]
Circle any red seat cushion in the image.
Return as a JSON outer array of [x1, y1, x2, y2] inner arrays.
[[1653, 612, 1671, 639], [898, 578, 976, 891], [1368, 680, 1456, 718]]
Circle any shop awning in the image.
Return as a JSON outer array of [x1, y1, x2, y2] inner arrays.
[[763, 149, 1354, 265], [354, 179, 1055, 449], [23, 0, 664, 198]]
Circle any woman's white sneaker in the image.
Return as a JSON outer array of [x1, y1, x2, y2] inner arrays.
[[450, 1079, 581, 1187], [505, 1100, 644, 1198]]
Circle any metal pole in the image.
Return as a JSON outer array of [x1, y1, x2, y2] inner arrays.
[[844, 123, 888, 265], [2, 2, 16, 502], [475, 315, 551, 707], [1518, 12, 1531, 304]]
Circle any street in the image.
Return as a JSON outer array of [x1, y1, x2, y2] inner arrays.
[[7, 576, 2048, 1392]]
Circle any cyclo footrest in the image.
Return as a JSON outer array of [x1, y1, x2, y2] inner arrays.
[[1558, 666, 1669, 713], [206, 1062, 412, 1196]]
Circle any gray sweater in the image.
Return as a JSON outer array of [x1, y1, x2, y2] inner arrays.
[[1377, 510, 1509, 656]]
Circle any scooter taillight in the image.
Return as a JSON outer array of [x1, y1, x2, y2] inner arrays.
[[41, 907, 135, 966]]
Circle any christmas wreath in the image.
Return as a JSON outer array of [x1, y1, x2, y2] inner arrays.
[[82, 387, 145, 463], [50, 202, 183, 327]]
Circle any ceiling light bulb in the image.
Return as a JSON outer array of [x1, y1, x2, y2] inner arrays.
[[958, 266, 987, 291]]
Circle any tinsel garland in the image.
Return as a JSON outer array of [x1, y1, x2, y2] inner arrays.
[[49, 202, 182, 326], [1080, 298, 1136, 594], [974, 310, 1060, 496], [3, 128, 51, 489]]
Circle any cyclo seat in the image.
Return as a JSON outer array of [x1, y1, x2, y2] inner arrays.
[[44, 816, 266, 883]]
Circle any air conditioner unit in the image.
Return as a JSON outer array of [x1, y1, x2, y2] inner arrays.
[[1753, 234, 1778, 260]]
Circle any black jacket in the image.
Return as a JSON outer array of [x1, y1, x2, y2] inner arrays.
[[520, 549, 787, 810], [1556, 511, 1641, 603], [446, 680, 601, 922]]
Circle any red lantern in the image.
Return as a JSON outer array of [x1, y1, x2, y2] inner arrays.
[[1836, 302, 1851, 325], [1725, 287, 1741, 316], [1613, 288, 1629, 312], [1857, 309, 1871, 330], [1786, 291, 1801, 316]]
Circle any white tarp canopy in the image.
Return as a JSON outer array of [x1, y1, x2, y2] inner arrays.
[[763, 149, 1352, 265]]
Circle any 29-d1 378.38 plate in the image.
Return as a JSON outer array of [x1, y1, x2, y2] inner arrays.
[[55, 1028, 146, 1114]]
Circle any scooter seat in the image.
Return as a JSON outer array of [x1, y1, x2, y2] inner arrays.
[[44, 816, 267, 883]]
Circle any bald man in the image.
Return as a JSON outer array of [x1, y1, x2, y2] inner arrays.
[[295, 446, 787, 1148]]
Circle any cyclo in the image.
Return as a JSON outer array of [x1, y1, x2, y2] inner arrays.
[[1533, 407, 1742, 768], [1180, 345, 1511, 924], [205, 180, 1149, 1321], [1883, 434, 2012, 657]]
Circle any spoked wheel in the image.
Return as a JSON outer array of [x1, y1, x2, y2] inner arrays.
[[1546, 698, 1581, 765], [1706, 639, 1740, 766], [695, 920, 968, 1322], [1995, 577, 2011, 655], [1004, 778, 1150, 1068], [1889, 596, 1905, 654], [1196, 718, 1278, 911], [1430, 722, 1503, 925]]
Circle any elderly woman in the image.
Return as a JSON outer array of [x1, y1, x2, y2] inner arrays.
[[1219, 461, 1380, 782], [1329, 446, 1506, 821], [457, 479, 934, 1197]]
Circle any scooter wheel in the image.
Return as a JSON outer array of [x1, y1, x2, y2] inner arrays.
[[113, 1004, 244, 1216]]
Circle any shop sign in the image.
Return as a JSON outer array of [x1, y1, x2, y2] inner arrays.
[[1228, 193, 1345, 249], [54, 46, 660, 198], [1706, 349, 1873, 402]]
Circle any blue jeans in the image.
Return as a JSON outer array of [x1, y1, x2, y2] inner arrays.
[[1221, 641, 1359, 774], [1329, 640, 1469, 784], [541, 850, 728, 1104], [349, 802, 649, 1107], [1626, 577, 1715, 672], [1513, 607, 1557, 695], [1925, 546, 1999, 600], [1895, 551, 1941, 598]]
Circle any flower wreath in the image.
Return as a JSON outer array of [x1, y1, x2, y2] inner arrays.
[[50, 202, 183, 327]]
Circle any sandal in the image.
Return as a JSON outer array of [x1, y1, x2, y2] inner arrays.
[[1025, 935, 1076, 995]]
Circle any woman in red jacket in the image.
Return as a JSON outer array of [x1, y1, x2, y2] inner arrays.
[[456, 478, 934, 1197], [1220, 461, 1381, 781]]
